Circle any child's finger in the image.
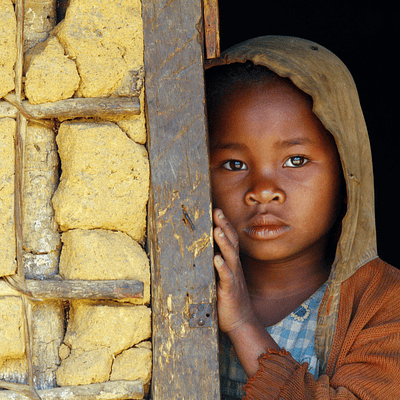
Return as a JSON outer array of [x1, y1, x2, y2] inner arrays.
[[213, 209, 239, 250], [214, 226, 241, 273], [214, 254, 235, 286]]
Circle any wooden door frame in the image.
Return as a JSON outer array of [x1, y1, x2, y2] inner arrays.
[[143, 0, 220, 398]]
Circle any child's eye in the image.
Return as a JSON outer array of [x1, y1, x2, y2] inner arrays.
[[222, 160, 248, 171], [284, 156, 308, 168]]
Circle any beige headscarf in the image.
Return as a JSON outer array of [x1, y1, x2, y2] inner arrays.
[[206, 36, 378, 371]]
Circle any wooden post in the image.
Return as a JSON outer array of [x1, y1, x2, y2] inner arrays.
[[203, 0, 221, 59], [143, 0, 220, 399]]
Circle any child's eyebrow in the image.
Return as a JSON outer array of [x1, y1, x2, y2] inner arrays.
[[275, 137, 312, 148], [210, 142, 244, 151], [211, 138, 312, 151]]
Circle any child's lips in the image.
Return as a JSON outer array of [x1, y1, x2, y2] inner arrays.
[[244, 215, 289, 240]]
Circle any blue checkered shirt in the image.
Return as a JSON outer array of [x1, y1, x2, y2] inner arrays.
[[219, 282, 328, 400]]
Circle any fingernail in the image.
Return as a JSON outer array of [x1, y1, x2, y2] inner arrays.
[[218, 228, 224, 237], [214, 255, 224, 267], [217, 210, 224, 219]]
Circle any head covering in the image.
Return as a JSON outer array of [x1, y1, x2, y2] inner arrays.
[[206, 36, 378, 371]]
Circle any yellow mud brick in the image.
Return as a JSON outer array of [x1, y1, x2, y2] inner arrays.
[[56, 0, 144, 98], [56, 301, 151, 386], [0, 0, 16, 98], [110, 346, 152, 386], [52, 120, 149, 242], [56, 348, 113, 386], [0, 297, 25, 365], [25, 36, 80, 104], [59, 229, 150, 304], [62, 301, 151, 353]]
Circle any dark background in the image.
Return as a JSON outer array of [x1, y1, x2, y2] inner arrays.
[[217, 0, 399, 267]]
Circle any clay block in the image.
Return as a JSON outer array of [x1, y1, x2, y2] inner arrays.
[[0, 357, 28, 385], [56, 301, 151, 386], [0, 0, 16, 98], [52, 121, 149, 242], [63, 301, 151, 353], [0, 118, 17, 276], [0, 287, 27, 382], [25, 36, 80, 104], [110, 346, 152, 386], [59, 229, 150, 304], [56, 348, 113, 386], [0, 297, 25, 365], [56, 0, 144, 98], [112, 114, 147, 145], [23, 122, 61, 254]]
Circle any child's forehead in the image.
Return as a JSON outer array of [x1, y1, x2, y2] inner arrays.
[[215, 78, 314, 125], [233, 77, 312, 106], [209, 78, 336, 151], [206, 62, 312, 107]]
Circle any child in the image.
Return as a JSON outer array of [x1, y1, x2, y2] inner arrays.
[[205, 36, 400, 400]]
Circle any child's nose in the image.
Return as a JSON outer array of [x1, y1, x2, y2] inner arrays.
[[244, 181, 286, 205]]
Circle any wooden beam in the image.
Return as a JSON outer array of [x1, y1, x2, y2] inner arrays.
[[0, 380, 144, 400], [203, 0, 221, 59], [25, 279, 144, 300], [143, 0, 220, 399], [1, 96, 140, 120]]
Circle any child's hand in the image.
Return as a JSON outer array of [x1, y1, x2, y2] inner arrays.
[[213, 208, 256, 333], [213, 208, 280, 377]]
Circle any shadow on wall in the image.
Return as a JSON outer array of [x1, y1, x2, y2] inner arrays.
[[56, 0, 70, 22]]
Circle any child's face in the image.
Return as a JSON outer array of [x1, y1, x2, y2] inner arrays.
[[209, 80, 343, 265]]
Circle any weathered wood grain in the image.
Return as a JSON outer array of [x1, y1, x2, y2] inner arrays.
[[143, 0, 220, 398], [0, 380, 144, 400], [25, 279, 144, 300]]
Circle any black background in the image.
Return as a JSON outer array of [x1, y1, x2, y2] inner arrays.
[[217, 0, 399, 267]]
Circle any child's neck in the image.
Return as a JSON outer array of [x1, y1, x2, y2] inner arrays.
[[241, 251, 331, 300], [241, 252, 331, 326]]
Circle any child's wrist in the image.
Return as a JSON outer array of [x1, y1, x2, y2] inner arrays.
[[226, 312, 264, 341], [226, 313, 280, 377]]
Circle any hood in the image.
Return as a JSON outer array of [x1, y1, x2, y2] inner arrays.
[[206, 36, 378, 370]]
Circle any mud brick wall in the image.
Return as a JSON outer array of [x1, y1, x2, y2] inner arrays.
[[0, 0, 151, 394]]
